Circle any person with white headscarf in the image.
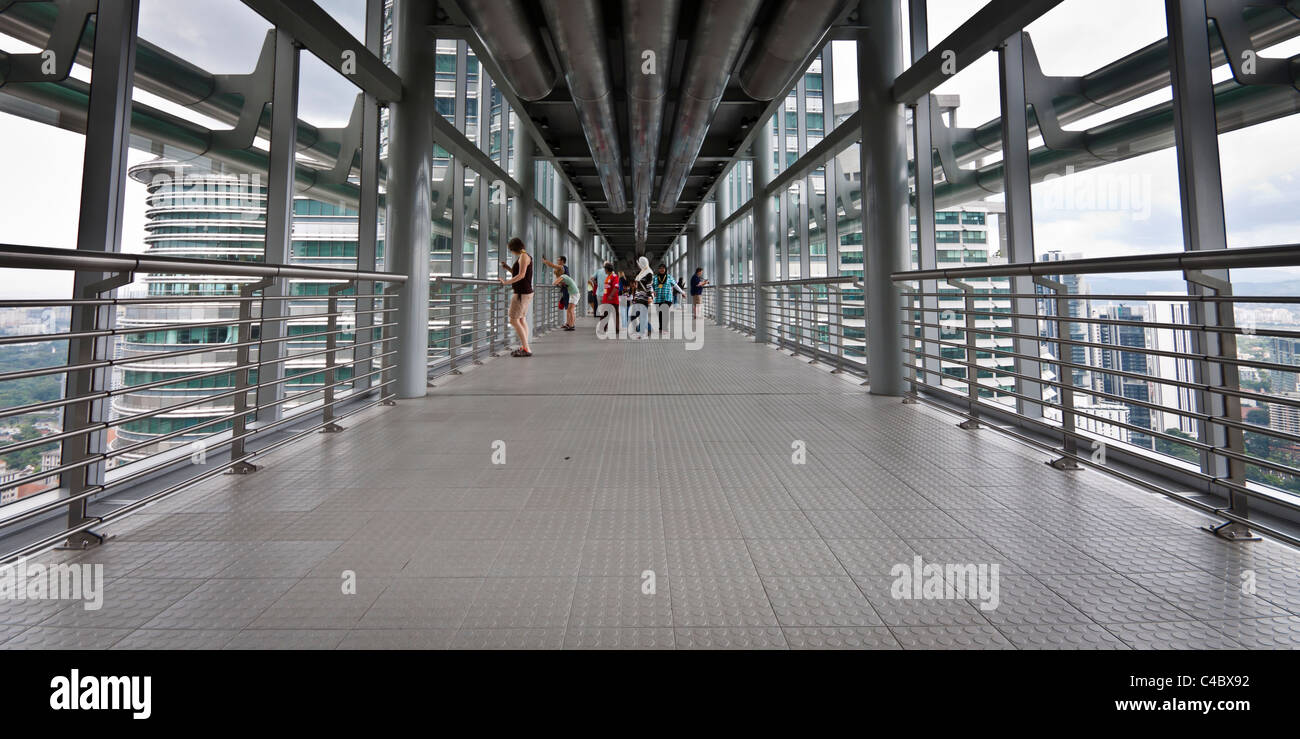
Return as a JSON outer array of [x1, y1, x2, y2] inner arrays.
[[630, 256, 655, 336]]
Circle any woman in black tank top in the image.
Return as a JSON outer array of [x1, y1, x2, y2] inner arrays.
[[511, 255, 534, 295], [499, 237, 534, 356]]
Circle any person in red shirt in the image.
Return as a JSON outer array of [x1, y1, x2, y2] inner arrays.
[[599, 262, 621, 337]]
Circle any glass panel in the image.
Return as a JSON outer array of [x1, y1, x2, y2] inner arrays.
[[104, 0, 275, 478]]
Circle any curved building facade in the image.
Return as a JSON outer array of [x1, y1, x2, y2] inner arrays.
[[110, 159, 358, 464]]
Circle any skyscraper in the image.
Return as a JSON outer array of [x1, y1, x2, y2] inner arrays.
[[110, 160, 358, 463]]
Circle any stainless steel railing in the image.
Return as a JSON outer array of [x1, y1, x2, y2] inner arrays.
[[703, 277, 867, 376], [0, 243, 406, 561], [427, 277, 566, 378], [890, 241, 1300, 546]]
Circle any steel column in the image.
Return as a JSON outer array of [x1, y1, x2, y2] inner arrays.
[[1165, 0, 1252, 540], [387, 0, 435, 398], [859, 0, 910, 395], [998, 32, 1044, 420], [753, 121, 776, 343], [59, 0, 140, 548], [352, 0, 384, 394], [253, 28, 299, 420], [909, 0, 942, 389]]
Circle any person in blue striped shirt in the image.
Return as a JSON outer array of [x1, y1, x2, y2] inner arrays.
[[652, 264, 686, 337]]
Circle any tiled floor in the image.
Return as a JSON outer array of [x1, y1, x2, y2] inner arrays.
[[4, 315, 1299, 649]]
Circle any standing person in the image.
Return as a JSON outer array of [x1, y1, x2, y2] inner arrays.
[[617, 270, 630, 330], [600, 262, 621, 336], [586, 276, 599, 317], [653, 264, 687, 336], [689, 267, 709, 320], [630, 256, 655, 336], [541, 255, 570, 323], [498, 237, 534, 357], [553, 271, 580, 330]]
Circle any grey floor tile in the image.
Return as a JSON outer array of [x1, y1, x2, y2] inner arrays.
[[1037, 573, 1193, 624], [579, 539, 669, 578], [663, 509, 742, 539], [402, 539, 504, 578], [889, 624, 1015, 649], [0, 626, 133, 650], [567, 577, 674, 628], [734, 509, 821, 539], [224, 629, 347, 650], [674, 627, 787, 649], [760, 576, 882, 628], [783, 627, 901, 649], [563, 626, 675, 649], [40, 577, 205, 630], [671, 576, 780, 628], [1102, 620, 1245, 649], [665, 538, 757, 577], [451, 628, 566, 649], [746, 538, 850, 577], [141, 578, 298, 631], [1204, 616, 1300, 648], [110, 629, 238, 650], [250, 576, 391, 630], [995, 623, 1130, 650], [462, 577, 577, 629], [337, 629, 456, 649], [357, 577, 482, 630]]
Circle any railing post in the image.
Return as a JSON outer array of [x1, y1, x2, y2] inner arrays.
[[1035, 276, 1081, 470], [448, 283, 464, 374], [60, 270, 133, 549], [831, 283, 846, 374], [950, 279, 981, 430], [380, 289, 397, 406], [321, 281, 352, 433], [1186, 270, 1256, 540], [470, 285, 484, 365], [228, 276, 275, 474], [448, 282, 462, 374]]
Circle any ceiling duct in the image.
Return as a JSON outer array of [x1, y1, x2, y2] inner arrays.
[[623, 0, 681, 246], [458, 0, 558, 101], [735, 0, 850, 101], [540, 0, 627, 213], [656, 0, 763, 214]]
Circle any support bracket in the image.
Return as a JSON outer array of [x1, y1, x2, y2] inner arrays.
[[0, 0, 96, 86]]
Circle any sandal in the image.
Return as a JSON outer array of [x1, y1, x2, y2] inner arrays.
[[510, 348, 524, 357], [517, 349, 532, 357]]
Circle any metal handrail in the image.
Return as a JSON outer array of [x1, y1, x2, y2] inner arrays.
[[703, 277, 867, 376], [0, 243, 406, 560], [890, 241, 1300, 282], [2, 242, 403, 282], [889, 241, 1300, 546]]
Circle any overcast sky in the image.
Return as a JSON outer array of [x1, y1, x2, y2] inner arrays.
[[1, 0, 1297, 300]]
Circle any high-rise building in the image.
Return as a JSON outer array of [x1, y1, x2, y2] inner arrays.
[[1090, 304, 1155, 448], [1037, 250, 1092, 390], [1148, 296, 1198, 435], [1271, 337, 1300, 392], [110, 160, 358, 462]]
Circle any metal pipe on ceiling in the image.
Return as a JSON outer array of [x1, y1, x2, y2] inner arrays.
[[624, 0, 681, 247], [735, 0, 849, 101], [540, 0, 627, 213], [457, 0, 558, 101], [656, 0, 764, 215]]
